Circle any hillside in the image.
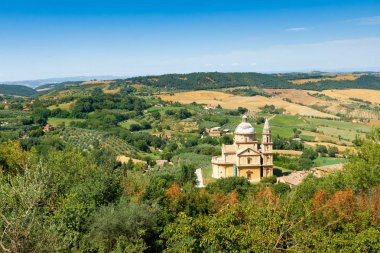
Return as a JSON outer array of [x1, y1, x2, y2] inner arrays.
[[0, 84, 37, 96], [125, 72, 380, 91], [35, 72, 380, 93]]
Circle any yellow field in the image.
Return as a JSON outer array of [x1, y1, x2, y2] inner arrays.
[[158, 90, 338, 118], [321, 89, 380, 104], [274, 150, 303, 155], [81, 80, 114, 85], [264, 88, 380, 120], [117, 155, 146, 164], [48, 101, 75, 111], [290, 74, 360, 84], [304, 142, 354, 152]]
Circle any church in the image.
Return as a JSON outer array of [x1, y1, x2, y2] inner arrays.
[[211, 115, 273, 182]]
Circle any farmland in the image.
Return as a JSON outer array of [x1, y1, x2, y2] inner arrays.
[[158, 90, 337, 118], [289, 74, 360, 84]]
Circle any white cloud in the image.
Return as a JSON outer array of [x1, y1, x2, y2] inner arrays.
[[285, 27, 307, 32], [347, 16, 380, 26], [171, 37, 380, 73]]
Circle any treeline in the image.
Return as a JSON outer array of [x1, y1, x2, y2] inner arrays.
[[122, 72, 380, 91], [35, 72, 380, 93], [0, 84, 37, 96]]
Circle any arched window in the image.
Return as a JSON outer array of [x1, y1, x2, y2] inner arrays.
[[247, 171, 252, 180], [247, 158, 252, 164]]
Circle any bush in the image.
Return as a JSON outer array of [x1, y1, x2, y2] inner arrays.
[[260, 176, 277, 184]]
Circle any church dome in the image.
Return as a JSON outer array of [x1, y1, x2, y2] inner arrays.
[[234, 115, 255, 134]]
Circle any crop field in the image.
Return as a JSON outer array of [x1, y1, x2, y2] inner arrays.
[[313, 157, 348, 166], [118, 119, 140, 129], [305, 141, 354, 152], [116, 155, 147, 164], [59, 127, 137, 156], [158, 90, 337, 118], [264, 89, 380, 120], [81, 80, 114, 85], [289, 74, 360, 84], [48, 117, 85, 126], [321, 89, 380, 104], [146, 106, 183, 112], [48, 101, 75, 111]]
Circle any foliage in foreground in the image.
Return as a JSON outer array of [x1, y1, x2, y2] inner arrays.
[[0, 128, 380, 252]]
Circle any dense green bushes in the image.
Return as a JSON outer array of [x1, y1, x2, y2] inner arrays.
[[1, 115, 380, 252]]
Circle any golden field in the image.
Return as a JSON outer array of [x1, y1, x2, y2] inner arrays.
[[290, 74, 360, 84], [158, 90, 338, 118]]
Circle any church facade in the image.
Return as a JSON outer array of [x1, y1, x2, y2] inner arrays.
[[211, 115, 273, 182]]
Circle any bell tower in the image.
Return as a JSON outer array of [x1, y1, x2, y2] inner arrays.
[[261, 118, 273, 176]]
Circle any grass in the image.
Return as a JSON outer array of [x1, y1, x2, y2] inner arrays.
[[147, 106, 183, 112], [48, 117, 85, 126], [118, 119, 140, 129], [48, 101, 75, 111], [313, 157, 347, 167]]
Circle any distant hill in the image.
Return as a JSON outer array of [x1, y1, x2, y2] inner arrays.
[[0, 84, 37, 96], [124, 72, 380, 91], [2, 75, 124, 88], [34, 72, 380, 93]]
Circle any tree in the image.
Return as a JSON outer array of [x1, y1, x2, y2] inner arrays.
[[301, 148, 318, 160], [316, 144, 328, 155], [32, 101, 50, 125], [82, 199, 158, 252], [237, 106, 248, 114], [178, 163, 197, 186], [328, 146, 339, 157]]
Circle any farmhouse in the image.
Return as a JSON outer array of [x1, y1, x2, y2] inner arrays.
[[211, 115, 273, 182]]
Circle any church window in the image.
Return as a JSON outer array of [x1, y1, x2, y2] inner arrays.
[[247, 171, 252, 180], [247, 158, 252, 164]]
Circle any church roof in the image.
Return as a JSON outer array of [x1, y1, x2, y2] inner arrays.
[[235, 115, 255, 134]]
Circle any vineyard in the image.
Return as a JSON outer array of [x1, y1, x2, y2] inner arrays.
[[59, 127, 137, 156], [0, 111, 35, 139]]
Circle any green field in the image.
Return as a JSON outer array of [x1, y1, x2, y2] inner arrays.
[[147, 106, 183, 112], [48, 101, 75, 111], [118, 119, 140, 129], [48, 117, 85, 126], [313, 157, 348, 167]]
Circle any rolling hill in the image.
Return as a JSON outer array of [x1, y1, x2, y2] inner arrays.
[[0, 84, 37, 96]]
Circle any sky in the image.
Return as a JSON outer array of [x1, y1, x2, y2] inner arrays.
[[0, 0, 380, 81]]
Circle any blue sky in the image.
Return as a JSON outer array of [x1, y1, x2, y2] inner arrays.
[[0, 0, 380, 81]]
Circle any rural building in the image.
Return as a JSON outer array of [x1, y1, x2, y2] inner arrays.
[[155, 159, 168, 167], [278, 163, 345, 187], [277, 171, 309, 187], [311, 163, 344, 178], [42, 124, 56, 132], [211, 115, 273, 182], [209, 127, 221, 137]]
